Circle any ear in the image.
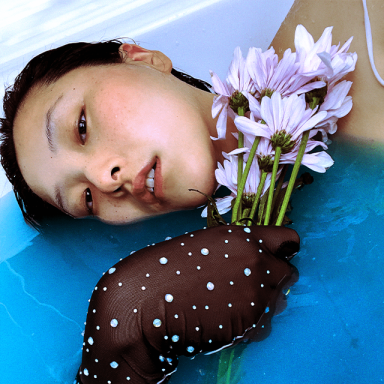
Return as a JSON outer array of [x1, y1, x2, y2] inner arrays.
[[119, 44, 172, 73]]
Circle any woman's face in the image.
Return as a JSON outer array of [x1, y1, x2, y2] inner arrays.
[[13, 54, 219, 224]]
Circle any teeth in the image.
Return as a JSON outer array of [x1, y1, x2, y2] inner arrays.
[[146, 167, 155, 192]]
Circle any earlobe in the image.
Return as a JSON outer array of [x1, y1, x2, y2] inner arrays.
[[119, 44, 172, 73]]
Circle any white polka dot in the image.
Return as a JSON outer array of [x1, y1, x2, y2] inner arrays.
[[133, 309, 138, 313], [95, 359, 98, 363], [207, 282, 215, 290], [225, 240, 229, 243], [192, 305, 197, 310], [244, 228, 251, 233], [225, 254, 229, 258], [259, 249, 262, 253], [174, 314, 179, 319], [188, 252, 192, 256], [96, 326, 100, 330], [195, 327, 200, 331], [142, 286, 146, 290], [261, 284, 264, 288], [165, 294, 174, 302], [201, 248, 209, 255], [110, 319, 118, 327], [181, 242, 185, 246], [146, 273, 150, 277], [172, 335, 179, 342], [118, 282, 123, 286], [197, 266, 201, 270], [108, 268, 116, 274], [219, 325, 223, 329], [267, 270, 270, 274], [259, 239, 263, 243], [228, 303, 232, 307], [176, 270, 181, 275], [83, 369, 89, 376], [110, 361, 119, 369], [92, 309, 96, 313], [205, 305, 209, 309], [159, 257, 168, 265], [230, 281, 234, 285], [88, 337, 94, 345]]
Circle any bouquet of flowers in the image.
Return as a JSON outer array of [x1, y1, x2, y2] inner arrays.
[[202, 25, 357, 228]]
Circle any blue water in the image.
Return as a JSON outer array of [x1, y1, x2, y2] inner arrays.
[[1, 136, 383, 384]]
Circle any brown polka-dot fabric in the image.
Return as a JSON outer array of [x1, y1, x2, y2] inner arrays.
[[76, 225, 299, 383]]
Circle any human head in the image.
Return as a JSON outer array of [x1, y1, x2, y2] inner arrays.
[[0, 40, 214, 230]]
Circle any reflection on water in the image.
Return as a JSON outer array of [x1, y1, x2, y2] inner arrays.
[[1, 136, 384, 383]]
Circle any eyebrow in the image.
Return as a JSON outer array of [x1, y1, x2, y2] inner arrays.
[[46, 94, 64, 153], [54, 184, 74, 218]]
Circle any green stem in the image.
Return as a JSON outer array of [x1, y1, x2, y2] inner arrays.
[[236, 131, 244, 222], [271, 164, 288, 211], [264, 146, 282, 226], [225, 349, 235, 384], [231, 136, 261, 223], [276, 130, 310, 226], [248, 170, 267, 225]]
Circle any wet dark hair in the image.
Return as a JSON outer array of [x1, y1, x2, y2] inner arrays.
[[0, 40, 212, 230]]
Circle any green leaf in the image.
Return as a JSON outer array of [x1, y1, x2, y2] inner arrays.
[[189, 189, 227, 227]]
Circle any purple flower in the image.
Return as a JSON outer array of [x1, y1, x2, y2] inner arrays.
[[295, 24, 357, 85], [246, 46, 325, 99], [235, 92, 327, 147], [210, 47, 253, 140]]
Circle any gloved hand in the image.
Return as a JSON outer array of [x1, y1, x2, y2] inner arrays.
[[76, 225, 299, 384]]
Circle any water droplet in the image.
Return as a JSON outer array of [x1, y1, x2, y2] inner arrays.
[[110, 361, 119, 369], [187, 346, 195, 353], [165, 294, 174, 302], [159, 257, 168, 265], [108, 268, 116, 274], [172, 335, 179, 342], [153, 319, 162, 327], [207, 282, 214, 290], [88, 337, 94, 345], [201, 248, 209, 255], [244, 227, 251, 233], [110, 319, 118, 327], [244, 268, 251, 276]]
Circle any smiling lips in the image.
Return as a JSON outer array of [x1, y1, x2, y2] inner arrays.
[[132, 157, 163, 203]]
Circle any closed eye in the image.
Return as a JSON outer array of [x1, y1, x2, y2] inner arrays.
[[78, 109, 87, 144]]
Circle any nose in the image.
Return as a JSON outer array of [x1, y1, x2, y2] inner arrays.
[[84, 160, 125, 193]]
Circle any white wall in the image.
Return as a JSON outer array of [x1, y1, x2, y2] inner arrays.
[[0, 0, 295, 199]]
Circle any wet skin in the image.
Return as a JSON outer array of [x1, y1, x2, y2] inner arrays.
[[13, 47, 238, 224]]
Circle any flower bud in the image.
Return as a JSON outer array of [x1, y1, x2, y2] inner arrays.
[[271, 131, 295, 153], [229, 91, 249, 114], [258, 155, 274, 172], [305, 83, 328, 109]]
